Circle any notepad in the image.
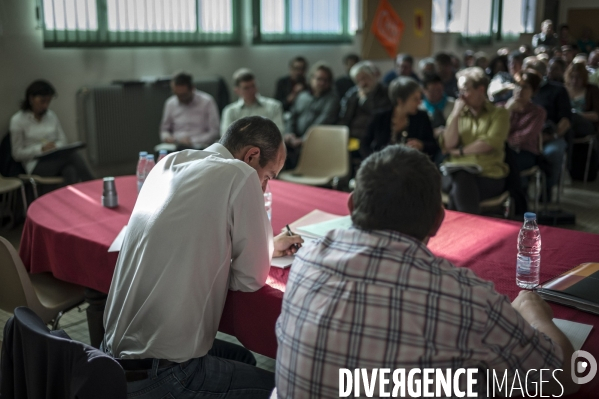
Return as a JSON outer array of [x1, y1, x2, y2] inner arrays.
[[108, 226, 127, 252], [295, 215, 352, 239], [271, 256, 295, 268], [553, 319, 593, 351]]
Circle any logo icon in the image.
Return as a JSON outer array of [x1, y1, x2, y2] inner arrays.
[[571, 350, 597, 385]]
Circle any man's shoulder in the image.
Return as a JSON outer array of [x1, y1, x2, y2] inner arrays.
[[194, 90, 216, 103], [257, 95, 283, 108]]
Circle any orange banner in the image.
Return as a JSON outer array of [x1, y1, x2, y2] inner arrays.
[[370, 0, 405, 58]]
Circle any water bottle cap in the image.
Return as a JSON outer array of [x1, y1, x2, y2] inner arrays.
[[139, 151, 148, 156], [524, 212, 536, 220], [146, 154, 155, 160]]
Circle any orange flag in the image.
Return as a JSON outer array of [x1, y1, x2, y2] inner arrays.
[[370, 0, 405, 58]]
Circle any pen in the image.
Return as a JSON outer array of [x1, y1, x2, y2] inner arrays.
[[286, 224, 300, 250]]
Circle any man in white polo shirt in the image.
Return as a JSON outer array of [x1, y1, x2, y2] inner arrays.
[[221, 69, 285, 136], [104, 116, 302, 398]]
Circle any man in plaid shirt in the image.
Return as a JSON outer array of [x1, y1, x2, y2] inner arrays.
[[275, 145, 577, 398]]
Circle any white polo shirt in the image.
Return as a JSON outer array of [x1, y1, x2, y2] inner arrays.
[[103, 144, 273, 362]]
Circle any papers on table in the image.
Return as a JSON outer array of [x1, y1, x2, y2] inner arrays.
[[295, 215, 352, 239], [108, 226, 127, 252], [271, 256, 295, 269], [553, 318, 593, 351]]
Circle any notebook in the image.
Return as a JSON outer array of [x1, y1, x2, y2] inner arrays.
[[536, 263, 599, 315]]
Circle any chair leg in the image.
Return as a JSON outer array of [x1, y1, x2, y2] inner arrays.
[[52, 311, 64, 330], [583, 138, 594, 185], [556, 152, 567, 205], [29, 178, 39, 199], [20, 184, 27, 214]]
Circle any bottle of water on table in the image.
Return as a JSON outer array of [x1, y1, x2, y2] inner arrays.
[[157, 149, 168, 162], [145, 154, 156, 178], [136, 151, 148, 193], [516, 212, 541, 289], [264, 183, 272, 221]]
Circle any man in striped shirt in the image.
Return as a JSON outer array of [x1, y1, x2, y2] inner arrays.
[[275, 145, 577, 398]]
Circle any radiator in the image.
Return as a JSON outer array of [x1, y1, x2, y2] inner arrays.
[[77, 77, 229, 167]]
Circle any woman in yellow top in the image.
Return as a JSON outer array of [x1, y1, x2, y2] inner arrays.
[[439, 67, 509, 214]]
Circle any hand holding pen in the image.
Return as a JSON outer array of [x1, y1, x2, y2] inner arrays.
[[272, 226, 303, 258]]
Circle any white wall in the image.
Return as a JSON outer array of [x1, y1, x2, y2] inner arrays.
[[0, 0, 361, 142]]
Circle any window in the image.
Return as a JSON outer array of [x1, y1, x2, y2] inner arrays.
[[432, 0, 536, 44], [38, 0, 240, 47], [254, 0, 360, 43]]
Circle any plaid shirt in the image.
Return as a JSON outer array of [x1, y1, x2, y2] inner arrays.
[[275, 227, 563, 398]]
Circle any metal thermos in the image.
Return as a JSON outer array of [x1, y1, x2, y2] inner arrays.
[[102, 177, 118, 208]]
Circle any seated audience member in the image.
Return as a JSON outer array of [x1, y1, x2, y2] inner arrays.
[[565, 62, 599, 135], [334, 53, 360, 99], [519, 44, 534, 58], [588, 49, 599, 73], [463, 50, 475, 68], [103, 116, 303, 399], [524, 57, 572, 201], [285, 63, 339, 168], [440, 67, 509, 214], [361, 77, 439, 161], [221, 69, 284, 136], [562, 45, 576, 65], [338, 61, 391, 141], [488, 72, 516, 105], [160, 72, 220, 149], [577, 27, 597, 55], [383, 53, 420, 85], [558, 24, 574, 47], [532, 19, 558, 48], [505, 71, 546, 189], [474, 52, 490, 72], [420, 73, 455, 137], [509, 50, 525, 77], [488, 55, 509, 78], [10, 80, 94, 184], [450, 53, 462, 72], [274, 56, 308, 112], [275, 144, 577, 399], [435, 52, 459, 98], [547, 57, 567, 84], [418, 57, 437, 79]]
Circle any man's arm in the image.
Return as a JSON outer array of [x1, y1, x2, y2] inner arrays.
[[311, 94, 340, 126], [441, 100, 464, 151], [271, 100, 286, 135], [160, 100, 174, 142]]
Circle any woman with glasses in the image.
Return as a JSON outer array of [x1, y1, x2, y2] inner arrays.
[[10, 80, 94, 184]]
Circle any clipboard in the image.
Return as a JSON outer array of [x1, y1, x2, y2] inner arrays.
[[35, 141, 86, 160]]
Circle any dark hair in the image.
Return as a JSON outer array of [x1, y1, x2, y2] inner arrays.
[[396, 53, 414, 65], [219, 116, 283, 167], [343, 53, 360, 65], [515, 70, 542, 93], [508, 50, 525, 64], [233, 68, 255, 87], [351, 145, 441, 240], [172, 72, 193, 88], [388, 76, 421, 105], [21, 80, 56, 111], [422, 73, 443, 88], [548, 57, 567, 71], [310, 62, 334, 83], [289, 56, 308, 68], [435, 52, 452, 66], [565, 62, 589, 86]]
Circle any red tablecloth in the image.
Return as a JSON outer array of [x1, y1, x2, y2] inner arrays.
[[20, 176, 599, 395]]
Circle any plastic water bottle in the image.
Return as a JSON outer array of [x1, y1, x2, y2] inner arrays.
[[264, 183, 272, 221], [157, 149, 168, 162], [136, 151, 148, 193], [144, 154, 156, 179], [516, 212, 541, 289]]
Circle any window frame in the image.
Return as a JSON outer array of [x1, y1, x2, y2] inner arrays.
[[251, 0, 353, 45], [38, 0, 242, 48]]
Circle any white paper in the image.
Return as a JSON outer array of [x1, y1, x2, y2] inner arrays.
[[296, 215, 352, 238], [271, 256, 295, 269], [553, 318, 593, 351], [108, 225, 127, 252]]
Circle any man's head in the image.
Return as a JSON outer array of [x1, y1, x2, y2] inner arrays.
[[171, 72, 194, 104], [233, 68, 258, 104], [589, 50, 599, 68], [422, 74, 445, 104], [508, 51, 525, 76], [343, 53, 360, 74], [289, 56, 308, 81], [22, 80, 56, 114], [419, 57, 436, 78], [523, 56, 548, 77], [395, 54, 415, 77], [548, 57, 567, 82], [309, 62, 334, 97], [349, 145, 444, 242], [541, 19, 554, 35], [513, 70, 542, 103], [389, 76, 422, 114], [435, 52, 453, 80], [350, 61, 379, 95], [220, 116, 286, 191], [456, 67, 489, 109], [562, 45, 575, 65]]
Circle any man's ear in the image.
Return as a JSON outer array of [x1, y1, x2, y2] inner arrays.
[[428, 206, 445, 238], [347, 192, 354, 214], [242, 146, 261, 166]]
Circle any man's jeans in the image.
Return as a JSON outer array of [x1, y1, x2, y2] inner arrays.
[[543, 137, 567, 201]]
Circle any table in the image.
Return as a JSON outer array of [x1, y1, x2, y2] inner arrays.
[[20, 176, 599, 396]]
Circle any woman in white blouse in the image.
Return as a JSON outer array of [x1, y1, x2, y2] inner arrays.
[[10, 80, 93, 184]]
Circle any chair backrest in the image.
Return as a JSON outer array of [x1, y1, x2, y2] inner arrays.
[[1, 307, 127, 398], [294, 125, 349, 178], [0, 237, 43, 315]]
